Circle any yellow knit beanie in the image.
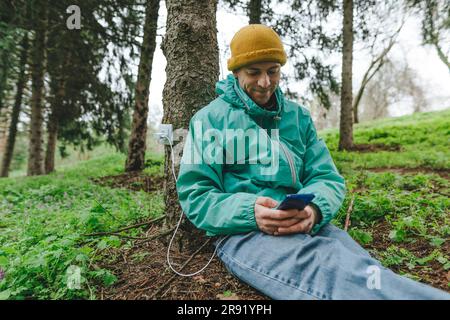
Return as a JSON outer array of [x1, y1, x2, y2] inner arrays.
[[227, 24, 287, 71]]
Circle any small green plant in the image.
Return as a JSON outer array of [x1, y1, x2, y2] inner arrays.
[[0, 152, 164, 300], [222, 290, 233, 297], [348, 229, 373, 245]]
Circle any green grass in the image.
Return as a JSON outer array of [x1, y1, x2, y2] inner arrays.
[[0, 153, 164, 299], [322, 109, 450, 171], [325, 109, 450, 286], [8, 129, 163, 178], [333, 172, 449, 239]]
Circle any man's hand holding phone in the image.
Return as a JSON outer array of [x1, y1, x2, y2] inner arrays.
[[254, 194, 320, 236]]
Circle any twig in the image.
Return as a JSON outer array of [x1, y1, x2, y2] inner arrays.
[[95, 233, 160, 241], [82, 215, 165, 237], [108, 234, 150, 240], [161, 285, 172, 299], [122, 252, 132, 274], [148, 238, 212, 300], [135, 227, 176, 245], [344, 195, 355, 232]]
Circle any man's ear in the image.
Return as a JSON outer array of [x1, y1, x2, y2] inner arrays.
[[232, 70, 239, 78]]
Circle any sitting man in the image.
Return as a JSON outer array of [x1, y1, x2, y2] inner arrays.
[[176, 24, 449, 300]]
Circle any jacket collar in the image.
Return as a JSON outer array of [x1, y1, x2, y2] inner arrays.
[[216, 74, 284, 120]]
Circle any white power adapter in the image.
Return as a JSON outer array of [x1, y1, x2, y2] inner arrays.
[[155, 124, 173, 145]]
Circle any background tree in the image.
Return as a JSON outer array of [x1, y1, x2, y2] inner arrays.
[[353, 8, 405, 123], [248, 0, 262, 23], [407, 0, 450, 72], [44, 0, 145, 172], [27, 0, 48, 176], [360, 57, 428, 121], [0, 0, 146, 176], [339, 0, 354, 150], [1, 33, 28, 177], [162, 0, 220, 245], [222, 0, 268, 24], [125, 0, 160, 172]]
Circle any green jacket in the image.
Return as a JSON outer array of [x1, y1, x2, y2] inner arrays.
[[176, 74, 346, 236]]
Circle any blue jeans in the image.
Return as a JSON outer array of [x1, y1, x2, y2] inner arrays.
[[215, 224, 450, 300]]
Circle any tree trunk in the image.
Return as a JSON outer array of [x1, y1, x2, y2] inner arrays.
[[162, 0, 219, 246], [27, 0, 48, 176], [125, 0, 160, 172], [1, 34, 29, 177], [44, 48, 72, 174], [339, 0, 354, 150], [0, 110, 10, 159], [0, 49, 10, 116], [248, 0, 262, 24], [0, 46, 12, 153], [44, 111, 58, 174]]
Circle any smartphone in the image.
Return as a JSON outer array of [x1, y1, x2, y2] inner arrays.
[[275, 193, 315, 211]]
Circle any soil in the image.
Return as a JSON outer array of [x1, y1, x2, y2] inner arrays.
[[364, 219, 450, 293], [97, 224, 267, 300], [92, 171, 165, 193], [367, 167, 450, 180], [348, 143, 402, 153]]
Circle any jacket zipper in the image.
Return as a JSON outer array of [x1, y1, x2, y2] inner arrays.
[[279, 141, 297, 186]]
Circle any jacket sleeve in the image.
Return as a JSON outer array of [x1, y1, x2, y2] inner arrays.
[[176, 116, 259, 236], [297, 112, 347, 235]]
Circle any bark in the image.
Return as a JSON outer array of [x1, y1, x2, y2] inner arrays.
[[44, 79, 64, 174], [27, 0, 48, 176], [338, 0, 354, 151], [248, 0, 262, 24], [44, 46, 73, 174], [1, 34, 29, 177], [0, 50, 10, 116], [125, 0, 160, 172], [0, 47, 12, 153], [0, 110, 10, 159], [162, 0, 219, 246], [44, 111, 58, 174]]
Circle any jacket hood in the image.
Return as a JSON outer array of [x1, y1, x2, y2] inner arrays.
[[215, 74, 284, 120]]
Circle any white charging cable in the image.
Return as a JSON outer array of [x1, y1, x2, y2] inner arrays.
[[159, 133, 229, 277]]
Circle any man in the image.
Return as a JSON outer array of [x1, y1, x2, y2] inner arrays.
[[176, 24, 449, 299]]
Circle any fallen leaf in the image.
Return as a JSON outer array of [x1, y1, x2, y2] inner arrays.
[[193, 275, 207, 284]]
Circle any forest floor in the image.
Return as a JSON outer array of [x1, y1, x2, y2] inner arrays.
[[0, 109, 449, 300], [93, 166, 449, 300], [93, 171, 266, 300]]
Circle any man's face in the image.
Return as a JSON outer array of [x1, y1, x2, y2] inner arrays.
[[233, 62, 281, 107]]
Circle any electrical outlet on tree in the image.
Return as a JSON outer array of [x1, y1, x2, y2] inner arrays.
[[156, 124, 173, 145]]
